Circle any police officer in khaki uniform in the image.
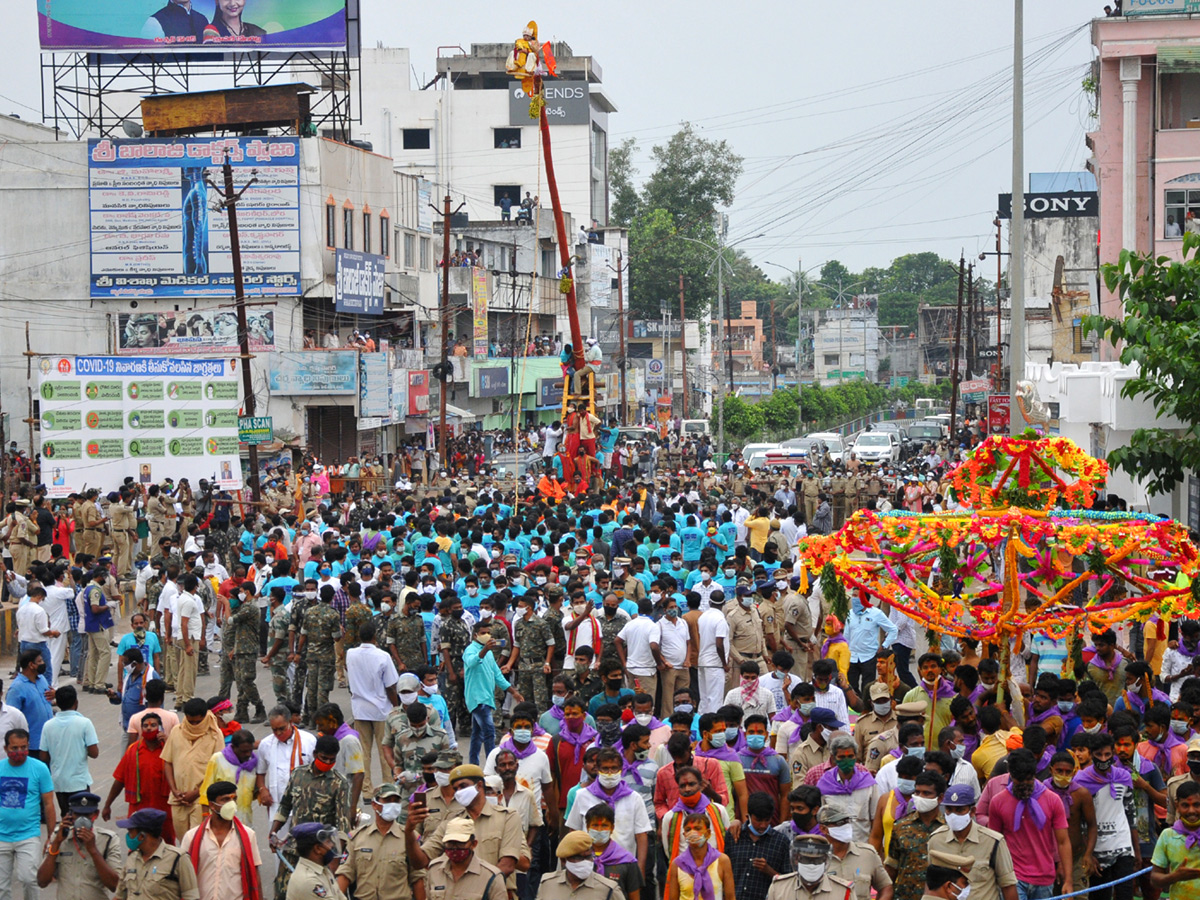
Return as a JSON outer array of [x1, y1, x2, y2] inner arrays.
[[417, 748, 462, 838], [817, 806, 892, 900], [114, 808, 199, 900], [37, 791, 121, 900], [782, 576, 815, 680], [926, 785, 1017, 900], [415, 818, 506, 900], [111, 491, 138, 579], [831, 470, 849, 530], [80, 490, 105, 557], [920, 849, 976, 900], [338, 784, 422, 900], [758, 582, 785, 656], [725, 586, 766, 692], [789, 707, 843, 782], [855, 684, 899, 763], [9, 499, 37, 576], [864, 702, 927, 774], [538, 830, 625, 900], [767, 835, 855, 900], [287, 822, 346, 900], [802, 472, 821, 523]]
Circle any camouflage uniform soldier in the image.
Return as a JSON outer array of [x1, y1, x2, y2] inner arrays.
[[191, 567, 217, 676], [342, 598, 373, 655], [299, 592, 341, 723], [268, 737, 352, 900], [264, 594, 293, 706], [437, 601, 472, 735], [382, 703, 450, 803], [217, 615, 236, 699], [598, 602, 626, 669], [512, 600, 552, 711], [387, 596, 428, 674], [230, 588, 266, 723], [289, 589, 314, 711], [542, 585, 568, 670]]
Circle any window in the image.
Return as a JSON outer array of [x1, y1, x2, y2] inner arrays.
[[541, 248, 557, 275], [494, 185, 521, 209], [420, 237, 432, 270], [494, 128, 522, 149], [343, 208, 354, 250], [325, 203, 336, 248], [1160, 73, 1200, 129], [824, 353, 839, 366], [362, 212, 372, 254], [402, 128, 431, 150], [1165, 187, 1200, 239], [380, 215, 390, 258], [404, 233, 416, 269]]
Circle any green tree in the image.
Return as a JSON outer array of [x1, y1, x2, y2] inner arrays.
[[608, 138, 640, 228], [1085, 233, 1200, 495], [716, 395, 766, 439], [641, 123, 743, 229]]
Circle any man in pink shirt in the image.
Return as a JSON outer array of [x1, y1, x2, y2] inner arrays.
[[653, 732, 727, 822], [986, 749, 1073, 898]]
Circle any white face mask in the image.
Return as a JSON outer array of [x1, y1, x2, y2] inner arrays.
[[635, 713, 653, 727], [913, 796, 940, 814], [565, 859, 595, 880], [953, 884, 972, 900], [434, 772, 451, 787], [945, 811, 972, 832], [597, 773, 623, 790], [218, 800, 237, 821], [378, 802, 403, 822], [423, 682, 439, 695], [454, 785, 480, 807], [796, 863, 826, 884], [399, 691, 418, 705], [827, 823, 854, 843]]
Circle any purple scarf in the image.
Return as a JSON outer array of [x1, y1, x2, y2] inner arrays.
[[891, 789, 911, 819], [816, 766, 875, 796], [587, 778, 635, 804], [222, 743, 257, 776], [559, 722, 598, 764], [773, 708, 801, 726], [821, 635, 847, 658], [594, 838, 636, 876], [697, 743, 739, 763], [919, 677, 957, 702], [675, 844, 720, 900], [1048, 782, 1073, 818], [1006, 779, 1048, 829], [548, 704, 567, 723], [956, 727, 980, 761], [670, 791, 712, 816], [1027, 705, 1061, 728], [790, 818, 821, 836], [622, 756, 646, 786], [1178, 640, 1200, 660], [632, 717, 664, 731], [1089, 652, 1122, 679], [500, 735, 539, 760], [1072, 763, 1133, 799], [1146, 730, 1185, 776], [1124, 687, 1172, 718], [334, 722, 359, 741], [1173, 820, 1200, 849]]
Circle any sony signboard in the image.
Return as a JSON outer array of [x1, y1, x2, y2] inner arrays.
[[509, 81, 590, 126], [998, 192, 1098, 219]]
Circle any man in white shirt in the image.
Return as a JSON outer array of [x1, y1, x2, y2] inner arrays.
[[254, 707, 317, 823], [345, 621, 400, 795], [656, 597, 690, 715], [729, 500, 751, 546], [696, 594, 731, 714], [16, 587, 56, 680], [692, 563, 723, 610], [811, 659, 850, 725], [0, 687, 29, 739], [42, 571, 73, 688], [542, 422, 562, 459], [563, 599, 603, 667], [616, 600, 663, 700], [174, 574, 204, 704]]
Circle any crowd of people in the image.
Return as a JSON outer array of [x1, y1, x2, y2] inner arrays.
[[0, 420, 1194, 900]]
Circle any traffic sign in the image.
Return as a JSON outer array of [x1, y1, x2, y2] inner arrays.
[[238, 416, 273, 445]]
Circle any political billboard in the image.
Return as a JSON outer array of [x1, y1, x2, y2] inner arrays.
[[335, 250, 385, 316], [116, 309, 275, 355], [39, 0, 348, 52], [89, 137, 301, 299], [268, 351, 358, 395], [38, 355, 243, 499]]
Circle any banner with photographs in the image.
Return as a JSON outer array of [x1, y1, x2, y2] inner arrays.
[[116, 309, 276, 355]]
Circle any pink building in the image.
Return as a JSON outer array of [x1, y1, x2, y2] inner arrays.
[[1090, 14, 1200, 331]]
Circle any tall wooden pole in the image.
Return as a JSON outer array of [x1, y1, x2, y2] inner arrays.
[[678, 273, 688, 417], [950, 254, 966, 443], [538, 109, 586, 376], [438, 193, 451, 462]]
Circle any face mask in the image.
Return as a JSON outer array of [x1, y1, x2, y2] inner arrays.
[[598, 723, 621, 743], [799, 702, 816, 716], [873, 701, 892, 717], [684, 830, 709, 847], [572, 603, 587, 615], [559, 575, 569, 585], [796, 863, 826, 884], [635, 714, 653, 727], [666, 607, 679, 619], [1052, 773, 1074, 788], [955, 885, 972, 900], [125, 833, 142, 852], [1082, 724, 1101, 735], [741, 598, 753, 609], [423, 682, 439, 696], [565, 859, 595, 880], [913, 796, 939, 814], [725, 727, 739, 742], [897, 778, 916, 796], [513, 729, 532, 744], [775, 581, 788, 592], [218, 800, 237, 821], [587, 829, 611, 845], [475, 634, 491, 646], [1058, 700, 1074, 712], [634, 748, 650, 761], [598, 773, 622, 790], [445, 847, 472, 864], [701, 572, 712, 582], [650, 564, 661, 573], [1094, 757, 1113, 773], [905, 746, 926, 759], [434, 772, 451, 787], [454, 785, 480, 807], [709, 731, 727, 748], [133, 628, 147, 639], [552, 695, 567, 708], [676, 703, 693, 714], [265, 556, 275, 565], [604, 606, 618, 617], [399, 691, 419, 705], [400, 566, 411, 575], [1173, 720, 1191, 736], [945, 811, 972, 831], [724, 569, 735, 578], [313, 758, 334, 773], [747, 734, 766, 752], [951, 744, 965, 761], [836, 757, 856, 774], [650, 592, 661, 603], [319, 568, 331, 577], [922, 675, 939, 686], [828, 823, 854, 843]]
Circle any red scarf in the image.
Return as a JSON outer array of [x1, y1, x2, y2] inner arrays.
[[189, 817, 261, 900]]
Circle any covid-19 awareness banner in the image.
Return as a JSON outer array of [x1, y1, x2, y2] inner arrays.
[[88, 137, 301, 299], [39, 0, 347, 52], [38, 356, 244, 499]]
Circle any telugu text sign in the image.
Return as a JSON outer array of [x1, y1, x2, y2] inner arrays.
[[335, 250, 386, 316], [267, 351, 358, 395], [88, 138, 300, 299], [38, 355, 243, 498], [39, 0, 348, 52]]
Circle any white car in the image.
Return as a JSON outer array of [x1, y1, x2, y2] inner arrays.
[[804, 432, 847, 464], [851, 431, 900, 464]]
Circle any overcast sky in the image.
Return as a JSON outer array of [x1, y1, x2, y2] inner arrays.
[[7, 0, 1102, 277]]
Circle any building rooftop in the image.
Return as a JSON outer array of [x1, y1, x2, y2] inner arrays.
[[437, 42, 603, 89]]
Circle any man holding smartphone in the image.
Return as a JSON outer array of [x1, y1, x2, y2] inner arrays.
[[37, 791, 121, 900], [463, 621, 524, 765]]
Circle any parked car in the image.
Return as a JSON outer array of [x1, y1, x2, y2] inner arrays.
[[872, 422, 914, 459], [744, 444, 781, 470], [777, 436, 829, 461], [803, 432, 847, 464], [491, 450, 546, 480], [851, 431, 900, 465], [618, 426, 658, 445], [681, 419, 710, 438], [907, 421, 945, 443]]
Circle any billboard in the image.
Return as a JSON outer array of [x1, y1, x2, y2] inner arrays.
[[477, 367, 510, 399], [1124, 0, 1200, 14], [116, 309, 275, 355], [509, 82, 590, 126], [471, 268, 490, 357], [998, 192, 1098, 219], [267, 351, 358, 395], [38, 355, 242, 499], [407, 371, 430, 416], [335, 250, 385, 316], [359, 353, 390, 417], [89, 137, 300, 299], [39, 0, 348, 52], [988, 394, 1011, 434]]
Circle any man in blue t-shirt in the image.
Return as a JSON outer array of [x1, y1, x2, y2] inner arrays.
[[7, 651, 53, 753], [0, 725, 55, 886]]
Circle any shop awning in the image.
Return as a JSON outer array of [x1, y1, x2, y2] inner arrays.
[[444, 404, 477, 423], [1159, 46, 1200, 73]]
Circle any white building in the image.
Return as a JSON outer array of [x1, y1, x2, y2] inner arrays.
[[814, 308, 880, 385]]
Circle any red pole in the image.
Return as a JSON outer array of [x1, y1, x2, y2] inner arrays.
[[539, 108, 586, 374]]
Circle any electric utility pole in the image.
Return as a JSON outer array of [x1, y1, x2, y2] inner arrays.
[[432, 192, 466, 462], [1009, 0, 1026, 434], [950, 254, 965, 442]]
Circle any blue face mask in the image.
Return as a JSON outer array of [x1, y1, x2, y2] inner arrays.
[[709, 731, 728, 748], [897, 778, 916, 796], [905, 746, 926, 759], [1058, 700, 1074, 712], [552, 695, 567, 708], [513, 729, 532, 744], [675, 704, 693, 715], [747, 822, 768, 836], [746, 734, 767, 752], [725, 727, 739, 743]]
